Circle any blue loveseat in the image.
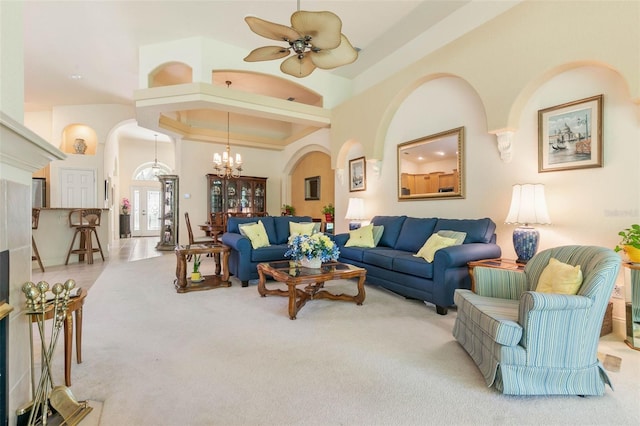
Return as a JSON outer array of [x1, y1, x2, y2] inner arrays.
[[221, 215, 313, 286], [333, 216, 501, 314]]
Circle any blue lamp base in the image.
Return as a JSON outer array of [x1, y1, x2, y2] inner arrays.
[[513, 226, 539, 263], [349, 222, 361, 230]]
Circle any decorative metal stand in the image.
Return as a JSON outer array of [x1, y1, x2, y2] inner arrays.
[[22, 280, 92, 426]]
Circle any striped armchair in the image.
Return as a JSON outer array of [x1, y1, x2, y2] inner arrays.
[[452, 245, 621, 395]]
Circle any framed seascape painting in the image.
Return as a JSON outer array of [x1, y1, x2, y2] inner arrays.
[[538, 94, 603, 172], [349, 156, 366, 192]]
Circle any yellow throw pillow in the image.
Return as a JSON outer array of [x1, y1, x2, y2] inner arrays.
[[241, 220, 270, 249], [413, 234, 458, 263], [345, 224, 375, 248], [289, 221, 317, 238], [536, 257, 583, 295]]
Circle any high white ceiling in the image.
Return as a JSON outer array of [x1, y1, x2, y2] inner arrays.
[[21, 1, 519, 142]]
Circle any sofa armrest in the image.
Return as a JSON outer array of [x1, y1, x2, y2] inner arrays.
[[333, 232, 350, 247], [221, 232, 252, 255], [475, 268, 528, 300], [433, 243, 502, 269]]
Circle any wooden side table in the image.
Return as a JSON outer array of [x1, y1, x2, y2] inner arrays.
[[467, 258, 525, 293], [174, 244, 231, 293]]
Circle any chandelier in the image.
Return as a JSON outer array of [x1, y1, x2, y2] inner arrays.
[[213, 81, 243, 178]]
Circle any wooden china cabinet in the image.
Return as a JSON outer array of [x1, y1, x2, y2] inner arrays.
[[206, 174, 268, 217]]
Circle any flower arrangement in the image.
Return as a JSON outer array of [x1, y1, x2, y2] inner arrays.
[[121, 197, 131, 214], [285, 233, 340, 263]]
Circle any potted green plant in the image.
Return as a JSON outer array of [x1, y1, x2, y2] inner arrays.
[[282, 204, 295, 216], [321, 203, 335, 222], [614, 224, 640, 263], [191, 254, 202, 281]]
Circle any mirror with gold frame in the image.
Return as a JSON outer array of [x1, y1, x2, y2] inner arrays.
[[398, 127, 464, 200]]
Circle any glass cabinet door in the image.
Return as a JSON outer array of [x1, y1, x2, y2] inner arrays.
[[226, 180, 239, 212], [253, 181, 266, 214], [156, 174, 179, 251], [209, 177, 223, 214]]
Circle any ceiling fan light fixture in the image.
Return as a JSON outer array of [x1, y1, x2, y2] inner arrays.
[[244, 6, 357, 78]]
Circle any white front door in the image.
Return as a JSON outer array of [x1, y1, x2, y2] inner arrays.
[[60, 168, 96, 207], [131, 186, 161, 237]]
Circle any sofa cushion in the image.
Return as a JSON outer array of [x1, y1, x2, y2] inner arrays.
[[289, 221, 316, 238], [455, 290, 523, 347], [433, 218, 496, 244], [372, 225, 384, 246], [273, 216, 312, 244], [370, 216, 407, 248], [392, 252, 434, 279], [339, 246, 367, 263], [251, 244, 289, 262], [395, 217, 438, 252], [228, 216, 277, 244], [414, 234, 458, 262], [345, 224, 375, 248], [437, 230, 467, 245], [362, 248, 398, 270], [240, 220, 270, 249]]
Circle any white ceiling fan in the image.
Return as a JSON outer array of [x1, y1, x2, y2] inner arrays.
[[243, 1, 358, 78]]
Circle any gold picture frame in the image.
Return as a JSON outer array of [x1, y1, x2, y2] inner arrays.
[[538, 94, 603, 172]]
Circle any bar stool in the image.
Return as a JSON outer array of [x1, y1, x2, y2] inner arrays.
[[65, 209, 105, 265], [32, 208, 45, 272]]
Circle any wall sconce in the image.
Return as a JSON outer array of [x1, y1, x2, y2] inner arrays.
[[505, 183, 551, 263], [345, 198, 365, 230]]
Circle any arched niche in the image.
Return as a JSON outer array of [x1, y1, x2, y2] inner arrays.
[[149, 61, 193, 87], [61, 124, 98, 155]]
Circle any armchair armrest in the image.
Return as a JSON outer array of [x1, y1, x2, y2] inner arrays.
[[474, 268, 528, 300], [518, 291, 594, 354]]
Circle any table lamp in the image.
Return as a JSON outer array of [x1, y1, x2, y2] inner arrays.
[[345, 198, 365, 230], [505, 184, 551, 263]]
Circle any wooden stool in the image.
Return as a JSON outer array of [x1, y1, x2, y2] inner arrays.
[[65, 209, 105, 265], [32, 208, 45, 272]]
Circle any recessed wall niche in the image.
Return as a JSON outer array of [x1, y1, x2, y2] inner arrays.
[[61, 124, 97, 155]]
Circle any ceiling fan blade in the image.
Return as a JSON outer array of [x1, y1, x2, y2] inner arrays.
[[280, 55, 316, 78], [310, 34, 358, 69], [291, 10, 342, 50], [244, 46, 291, 62], [245, 16, 301, 42]]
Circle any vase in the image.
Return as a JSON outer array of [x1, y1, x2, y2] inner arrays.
[[301, 257, 322, 268], [73, 138, 87, 154], [624, 245, 640, 263], [191, 272, 202, 282]]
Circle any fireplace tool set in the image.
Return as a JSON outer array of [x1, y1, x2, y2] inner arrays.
[[20, 280, 92, 426]]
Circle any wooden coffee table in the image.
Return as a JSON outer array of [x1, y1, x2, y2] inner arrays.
[[174, 243, 231, 293], [257, 260, 366, 320]]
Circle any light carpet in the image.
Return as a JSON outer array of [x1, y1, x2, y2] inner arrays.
[[48, 256, 639, 425]]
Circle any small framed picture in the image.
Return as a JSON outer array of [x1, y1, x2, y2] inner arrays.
[[349, 156, 366, 192], [538, 94, 603, 172]]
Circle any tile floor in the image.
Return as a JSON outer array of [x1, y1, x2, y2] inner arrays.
[[31, 236, 166, 291]]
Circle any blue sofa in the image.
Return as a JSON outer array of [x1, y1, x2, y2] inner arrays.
[[333, 216, 501, 315], [221, 215, 313, 286]]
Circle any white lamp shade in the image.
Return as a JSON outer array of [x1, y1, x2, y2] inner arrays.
[[345, 198, 365, 220], [505, 184, 551, 225]]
